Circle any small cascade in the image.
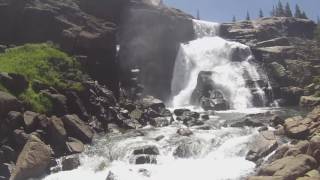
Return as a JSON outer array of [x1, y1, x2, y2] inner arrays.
[[192, 19, 220, 38], [171, 20, 268, 109]]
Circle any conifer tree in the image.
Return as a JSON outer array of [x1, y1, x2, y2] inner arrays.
[[270, 6, 276, 17], [301, 11, 308, 19], [259, 9, 264, 18], [284, 2, 293, 17], [276, 1, 284, 17], [232, 15, 236, 22], [246, 11, 250, 21], [197, 9, 200, 20], [294, 4, 302, 18]]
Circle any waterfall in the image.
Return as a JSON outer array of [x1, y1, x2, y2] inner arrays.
[[171, 20, 267, 109]]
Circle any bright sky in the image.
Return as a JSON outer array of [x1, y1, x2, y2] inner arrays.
[[164, 0, 320, 22]]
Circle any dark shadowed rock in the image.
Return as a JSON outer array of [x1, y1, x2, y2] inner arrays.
[[0, 73, 28, 94], [173, 109, 191, 116], [231, 118, 264, 128], [62, 114, 94, 143], [133, 145, 159, 155], [61, 155, 80, 171], [22, 111, 39, 133], [119, 2, 194, 100], [12, 129, 29, 149], [0, 91, 20, 118], [0, 163, 14, 179], [0, 145, 17, 163], [11, 135, 52, 180], [66, 91, 89, 121], [134, 155, 157, 165], [5, 111, 23, 130], [42, 91, 68, 116]]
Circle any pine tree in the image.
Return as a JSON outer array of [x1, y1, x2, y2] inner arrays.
[[246, 11, 250, 21], [259, 9, 264, 18], [196, 9, 200, 20], [295, 4, 302, 18], [276, 1, 284, 17], [284, 2, 293, 17], [301, 11, 308, 19], [232, 15, 236, 22], [270, 6, 276, 17]]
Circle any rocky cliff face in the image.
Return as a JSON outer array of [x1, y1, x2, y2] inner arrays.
[[118, 1, 195, 100], [221, 17, 320, 106], [0, 0, 125, 93]]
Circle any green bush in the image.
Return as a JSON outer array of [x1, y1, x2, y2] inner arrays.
[[0, 43, 85, 113]]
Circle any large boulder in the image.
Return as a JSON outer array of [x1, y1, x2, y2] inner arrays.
[[258, 154, 317, 180], [283, 116, 310, 139], [119, 1, 194, 100], [0, 0, 120, 93], [11, 135, 52, 180], [220, 17, 316, 45], [62, 114, 94, 143], [47, 116, 67, 153], [0, 73, 28, 94], [246, 131, 278, 162], [0, 91, 20, 118], [300, 96, 320, 108]]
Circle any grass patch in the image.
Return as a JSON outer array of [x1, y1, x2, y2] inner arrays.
[[0, 43, 85, 113]]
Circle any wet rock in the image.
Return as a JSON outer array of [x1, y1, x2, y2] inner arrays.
[[134, 155, 157, 164], [154, 135, 165, 141], [246, 131, 278, 162], [258, 126, 269, 132], [62, 114, 94, 143], [300, 96, 320, 108], [201, 114, 210, 120], [173, 139, 204, 158], [280, 87, 304, 106], [230, 118, 264, 128], [0, 73, 28, 94], [11, 135, 52, 180], [122, 119, 142, 129], [107, 123, 121, 134], [66, 137, 84, 154], [106, 171, 118, 180], [258, 154, 317, 180], [173, 109, 191, 116], [177, 128, 193, 136], [183, 111, 200, 119], [23, 111, 39, 133], [267, 144, 290, 163], [61, 155, 80, 171], [133, 145, 159, 155], [37, 114, 50, 130], [0, 91, 20, 118], [138, 168, 151, 177], [183, 119, 204, 127], [149, 117, 170, 127], [141, 96, 165, 111], [283, 116, 309, 139]]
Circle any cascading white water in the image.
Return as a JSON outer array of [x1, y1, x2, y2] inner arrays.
[[171, 20, 266, 109], [42, 19, 272, 180]]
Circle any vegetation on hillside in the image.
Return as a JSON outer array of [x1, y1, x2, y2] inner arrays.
[[0, 43, 85, 113]]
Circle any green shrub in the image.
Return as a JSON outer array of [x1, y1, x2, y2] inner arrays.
[[0, 43, 85, 113]]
